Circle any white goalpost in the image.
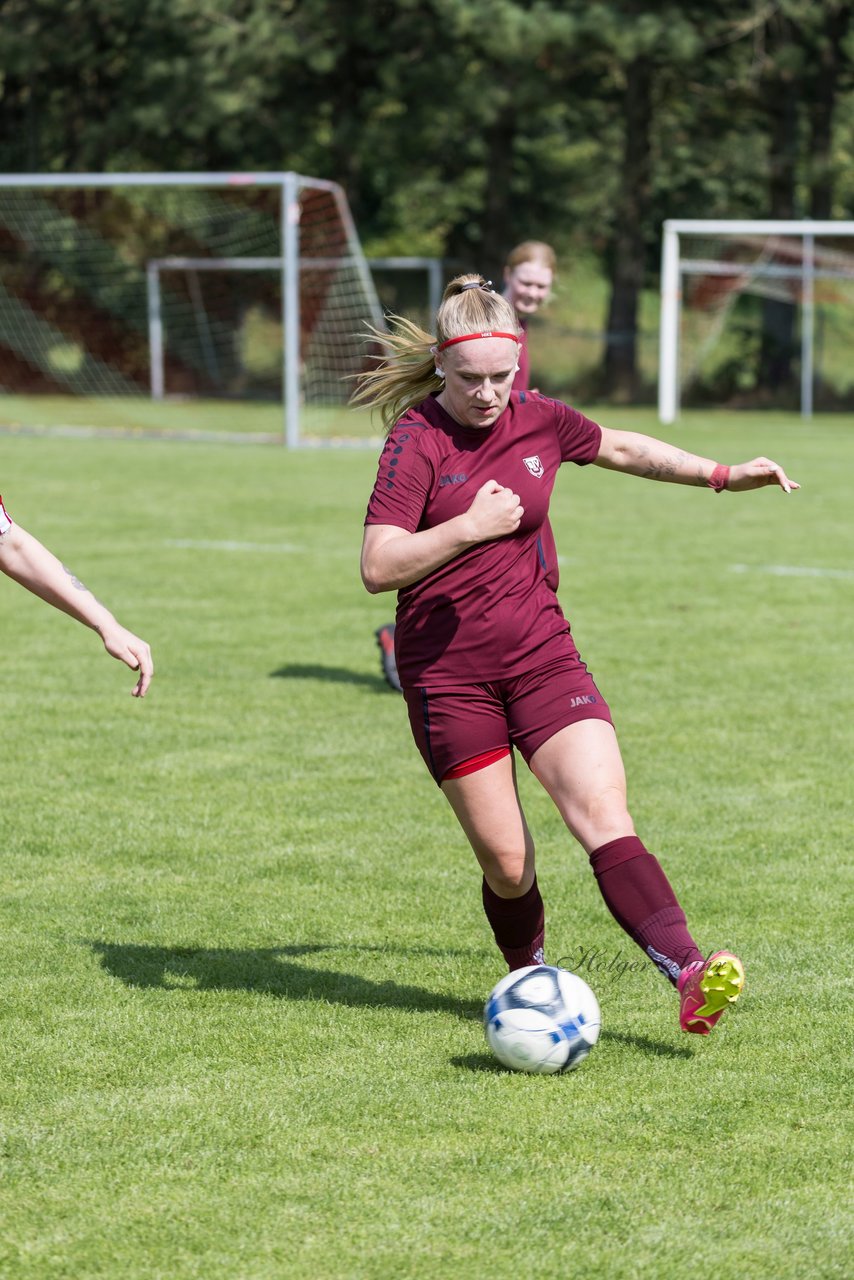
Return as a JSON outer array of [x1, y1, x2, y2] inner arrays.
[[0, 171, 385, 446], [146, 253, 444, 422], [659, 219, 854, 422]]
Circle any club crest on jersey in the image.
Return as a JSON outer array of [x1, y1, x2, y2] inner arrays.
[[523, 455, 544, 478]]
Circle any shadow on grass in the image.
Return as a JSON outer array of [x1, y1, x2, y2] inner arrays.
[[88, 940, 482, 1021], [450, 1053, 511, 1074], [269, 663, 390, 692], [450, 1028, 693, 1073], [600, 1028, 693, 1059]]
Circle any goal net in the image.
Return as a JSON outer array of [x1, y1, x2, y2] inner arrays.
[[0, 173, 385, 445], [659, 219, 854, 421]]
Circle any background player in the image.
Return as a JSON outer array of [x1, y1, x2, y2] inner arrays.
[[501, 239, 556, 394], [357, 275, 798, 1035], [374, 241, 557, 691], [0, 495, 153, 696]]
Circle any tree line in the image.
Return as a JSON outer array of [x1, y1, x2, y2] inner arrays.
[[1, 0, 852, 401]]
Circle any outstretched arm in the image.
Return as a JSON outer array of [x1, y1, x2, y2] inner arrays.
[[0, 521, 153, 696], [594, 427, 800, 494]]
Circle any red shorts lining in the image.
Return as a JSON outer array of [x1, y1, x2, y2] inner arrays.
[[441, 745, 511, 782]]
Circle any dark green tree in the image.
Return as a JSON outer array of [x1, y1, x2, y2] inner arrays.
[[1, 0, 853, 404]]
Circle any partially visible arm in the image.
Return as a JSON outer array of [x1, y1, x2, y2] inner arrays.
[[0, 522, 153, 696], [594, 427, 799, 494], [361, 479, 524, 593]]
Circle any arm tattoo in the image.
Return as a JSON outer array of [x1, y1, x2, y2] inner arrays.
[[62, 564, 90, 592], [640, 448, 707, 484]]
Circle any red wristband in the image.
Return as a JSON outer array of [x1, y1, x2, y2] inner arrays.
[[708, 464, 730, 493]]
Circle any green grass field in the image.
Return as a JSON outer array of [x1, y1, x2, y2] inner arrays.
[[1, 404, 851, 1278], [0, 394, 376, 445]]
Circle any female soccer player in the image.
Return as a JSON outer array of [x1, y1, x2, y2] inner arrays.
[[375, 241, 558, 690], [0, 495, 153, 696], [502, 239, 556, 393], [357, 275, 799, 1035]]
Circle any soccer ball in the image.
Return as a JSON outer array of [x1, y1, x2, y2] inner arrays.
[[484, 964, 601, 1074]]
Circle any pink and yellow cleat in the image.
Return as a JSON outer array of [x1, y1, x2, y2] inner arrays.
[[678, 951, 745, 1035]]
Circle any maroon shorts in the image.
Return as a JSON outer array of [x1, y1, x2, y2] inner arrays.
[[403, 651, 612, 785]]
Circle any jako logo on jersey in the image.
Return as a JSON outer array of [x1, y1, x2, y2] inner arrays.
[[570, 694, 598, 709], [439, 473, 468, 487], [523, 455, 544, 478]]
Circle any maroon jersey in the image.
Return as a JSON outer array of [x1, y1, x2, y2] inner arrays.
[[365, 392, 602, 687]]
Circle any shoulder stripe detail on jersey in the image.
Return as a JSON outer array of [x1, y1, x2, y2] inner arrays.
[[395, 412, 428, 432], [374, 412, 435, 506]]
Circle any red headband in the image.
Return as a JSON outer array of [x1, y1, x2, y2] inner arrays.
[[436, 330, 521, 351]]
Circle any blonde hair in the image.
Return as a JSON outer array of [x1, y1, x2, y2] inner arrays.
[[351, 273, 520, 433], [504, 240, 557, 274]]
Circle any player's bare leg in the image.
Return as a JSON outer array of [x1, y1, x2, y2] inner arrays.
[[442, 753, 543, 968], [528, 719, 632, 853], [442, 751, 534, 894]]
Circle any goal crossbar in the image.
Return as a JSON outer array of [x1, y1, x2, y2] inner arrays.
[[658, 218, 854, 421], [0, 172, 384, 445]]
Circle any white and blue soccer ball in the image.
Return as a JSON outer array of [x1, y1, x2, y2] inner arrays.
[[484, 964, 601, 1074]]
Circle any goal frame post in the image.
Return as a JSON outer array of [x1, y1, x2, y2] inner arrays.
[[146, 253, 445, 435], [367, 256, 444, 319], [0, 171, 385, 446], [658, 218, 854, 423]]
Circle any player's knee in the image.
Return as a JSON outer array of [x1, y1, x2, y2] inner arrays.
[[483, 858, 532, 897], [568, 790, 632, 849], [467, 819, 534, 888]]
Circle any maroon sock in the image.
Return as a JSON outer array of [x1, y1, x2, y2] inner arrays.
[[589, 836, 704, 984], [481, 876, 545, 971]]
